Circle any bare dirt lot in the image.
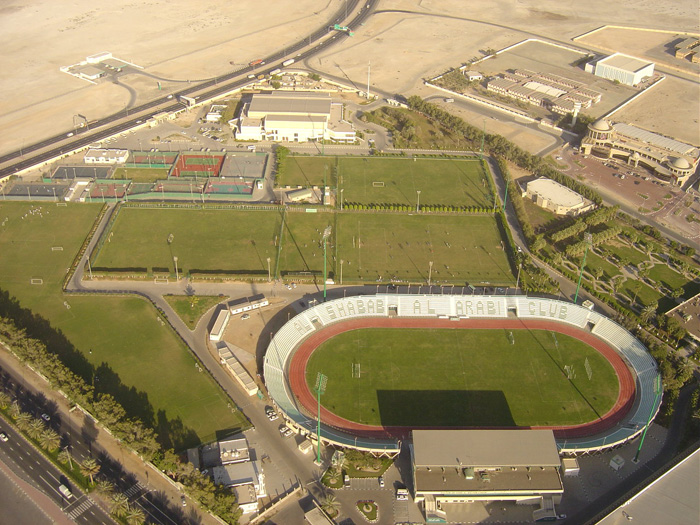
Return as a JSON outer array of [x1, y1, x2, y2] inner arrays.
[[2, 0, 698, 157]]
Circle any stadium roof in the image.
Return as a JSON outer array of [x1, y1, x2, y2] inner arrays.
[[598, 53, 653, 73], [412, 430, 561, 468], [597, 448, 699, 525], [612, 123, 698, 156], [248, 93, 331, 116]]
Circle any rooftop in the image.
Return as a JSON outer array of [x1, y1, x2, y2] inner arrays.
[[598, 53, 654, 73], [412, 430, 561, 468], [527, 177, 590, 208], [612, 123, 698, 156], [248, 93, 331, 116]]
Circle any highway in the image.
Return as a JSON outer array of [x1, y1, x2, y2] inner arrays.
[[0, 0, 378, 177], [0, 363, 188, 525]]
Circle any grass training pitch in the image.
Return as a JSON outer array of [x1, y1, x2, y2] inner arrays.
[[335, 213, 513, 285], [305, 328, 619, 427], [0, 202, 247, 448], [113, 167, 169, 183]]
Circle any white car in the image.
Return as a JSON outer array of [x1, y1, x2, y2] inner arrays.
[[0, 432, 8, 442], [41, 413, 50, 422], [241, 314, 250, 320]]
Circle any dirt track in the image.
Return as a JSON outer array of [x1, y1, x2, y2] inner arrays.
[[288, 317, 635, 440]]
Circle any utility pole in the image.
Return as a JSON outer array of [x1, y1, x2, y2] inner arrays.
[[633, 375, 662, 463], [574, 233, 593, 304], [322, 225, 332, 301], [314, 373, 328, 466]]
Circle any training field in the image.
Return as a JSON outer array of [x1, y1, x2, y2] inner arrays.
[[335, 213, 513, 285], [305, 328, 619, 427], [113, 167, 169, 183], [0, 202, 247, 448], [94, 207, 283, 274], [281, 156, 493, 208]]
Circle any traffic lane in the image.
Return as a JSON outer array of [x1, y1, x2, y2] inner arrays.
[[0, 421, 112, 525]]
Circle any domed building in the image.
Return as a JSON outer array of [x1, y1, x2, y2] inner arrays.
[[580, 120, 699, 187]]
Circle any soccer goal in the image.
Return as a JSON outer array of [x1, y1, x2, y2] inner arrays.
[[352, 362, 361, 378], [153, 277, 169, 284], [372, 181, 385, 187], [585, 357, 593, 381], [51, 246, 63, 251], [30, 278, 43, 285]]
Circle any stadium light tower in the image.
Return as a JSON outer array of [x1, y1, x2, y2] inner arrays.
[[574, 233, 593, 304], [428, 260, 434, 286], [416, 190, 421, 212], [314, 373, 328, 465], [322, 225, 332, 301], [173, 256, 179, 281], [266, 257, 271, 282]]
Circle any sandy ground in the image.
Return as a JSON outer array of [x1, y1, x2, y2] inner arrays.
[[1, 0, 699, 156]]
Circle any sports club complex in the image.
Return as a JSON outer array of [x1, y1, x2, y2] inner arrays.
[[263, 294, 662, 518]]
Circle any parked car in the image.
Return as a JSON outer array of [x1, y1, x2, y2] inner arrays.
[[41, 413, 50, 422], [0, 432, 8, 442]]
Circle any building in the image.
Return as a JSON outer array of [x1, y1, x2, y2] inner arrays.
[[212, 461, 265, 495], [581, 119, 699, 187], [84, 149, 129, 164], [524, 177, 595, 216], [234, 484, 259, 514], [234, 92, 355, 143], [218, 342, 258, 396], [464, 71, 483, 82], [209, 306, 230, 341], [227, 294, 269, 315], [585, 53, 655, 86], [411, 430, 564, 523], [674, 37, 700, 63], [206, 104, 227, 123]]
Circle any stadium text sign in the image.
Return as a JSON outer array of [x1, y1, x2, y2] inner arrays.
[[398, 296, 507, 318], [526, 300, 568, 320], [324, 298, 386, 320]]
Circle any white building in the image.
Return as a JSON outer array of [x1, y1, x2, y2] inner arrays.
[[84, 149, 128, 164], [206, 104, 227, 123], [235, 92, 355, 143], [209, 306, 230, 341], [585, 53, 655, 86], [524, 177, 595, 216], [464, 71, 483, 82]]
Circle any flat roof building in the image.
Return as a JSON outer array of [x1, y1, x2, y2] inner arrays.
[[585, 53, 655, 86], [411, 430, 564, 523], [84, 149, 129, 164], [235, 92, 355, 143], [524, 177, 595, 216]]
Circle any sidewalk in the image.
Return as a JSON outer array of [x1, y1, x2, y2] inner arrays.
[[0, 345, 222, 525]]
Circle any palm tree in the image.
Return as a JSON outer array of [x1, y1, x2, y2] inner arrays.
[[39, 428, 60, 452], [95, 479, 115, 498], [320, 492, 340, 517], [27, 419, 45, 441], [58, 448, 74, 470], [125, 505, 145, 525], [80, 457, 100, 484], [109, 493, 130, 518], [10, 401, 22, 420], [641, 303, 657, 324], [0, 391, 10, 410], [15, 411, 32, 430]]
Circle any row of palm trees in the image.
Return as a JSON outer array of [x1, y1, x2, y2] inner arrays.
[[0, 393, 145, 524]]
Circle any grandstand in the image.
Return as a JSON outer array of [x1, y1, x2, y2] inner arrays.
[[262, 295, 662, 456]]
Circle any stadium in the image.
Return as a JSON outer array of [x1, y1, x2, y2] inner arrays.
[[263, 294, 662, 456]]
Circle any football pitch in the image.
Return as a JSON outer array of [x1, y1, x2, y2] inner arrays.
[[305, 328, 619, 427], [0, 202, 248, 448], [281, 156, 493, 208]]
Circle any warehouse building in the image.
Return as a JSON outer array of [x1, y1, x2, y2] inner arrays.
[[581, 119, 699, 187], [524, 177, 595, 216], [234, 92, 355, 143], [411, 430, 564, 523], [585, 53, 655, 86], [84, 149, 129, 164]]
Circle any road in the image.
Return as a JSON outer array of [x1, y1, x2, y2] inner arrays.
[[0, 0, 378, 177], [0, 412, 113, 525]]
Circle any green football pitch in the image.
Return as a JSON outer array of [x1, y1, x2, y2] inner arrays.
[[305, 328, 619, 427], [281, 156, 493, 208]]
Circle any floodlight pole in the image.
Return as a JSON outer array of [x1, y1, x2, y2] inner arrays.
[[515, 262, 522, 295], [340, 259, 344, 285], [340, 188, 344, 210], [479, 120, 485, 160], [314, 373, 328, 465], [428, 260, 433, 286], [574, 233, 593, 304], [267, 257, 271, 282], [322, 226, 332, 301], [416, 190, 421, 212], [173, 256, 179, 281], [633, 375, 662, 463]]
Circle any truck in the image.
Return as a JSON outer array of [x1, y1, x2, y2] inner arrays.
[[249, 59, 263, 67], [59, 484, 73, 499], [269, 68, 281, 76], [282, 58, 295, 67]]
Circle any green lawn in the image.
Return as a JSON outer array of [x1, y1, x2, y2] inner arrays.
[[605, 242, 648, 266], [279, 156, 336, 187], [306, 328, 619, 427], [113, 167, 169, 183], [647, 264, 688, 291], [94, 207, 282, 275], [619, 280, 662, 307], [164, 295, 229, 330], [582, 252, 621, 280], [279, 212, 335, 276], [0, 202, 247, 449], [339, 157, 492, 208], [335, 213, 513, 285]]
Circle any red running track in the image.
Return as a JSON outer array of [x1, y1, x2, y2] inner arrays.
[[287, 317, 636, 441]]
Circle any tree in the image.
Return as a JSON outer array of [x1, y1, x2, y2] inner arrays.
[[671, 287, 684, 299], [58, 448, 74, 470], [0, 391, 10, 410], [80, 457, 100, 484], [9, 401, 22, 420], [641, 303, 657, 324], [125, 505, 146, 525], [27, 419, 45, 441], [320, 492, 340, 517], [593, 267, 604, 280], [631, 281, 643, 306], [109, 493, 130, 518], [15, 411, 32, 430], [95, 479, 115, 498], [39, 428, 60, 452]]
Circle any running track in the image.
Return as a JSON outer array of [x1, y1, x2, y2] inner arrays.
[[287, 317, 636, 441]]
